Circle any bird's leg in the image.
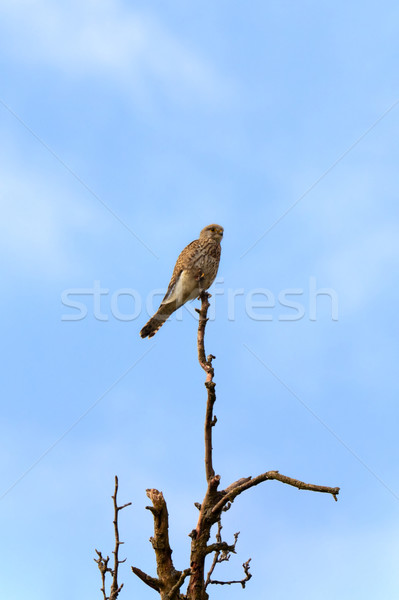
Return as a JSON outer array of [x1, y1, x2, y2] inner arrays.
[[195, 270, 212, 298], [196, 270, 207, 299]]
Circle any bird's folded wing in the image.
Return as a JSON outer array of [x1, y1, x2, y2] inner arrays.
[[161, 239, 199, 303], [161, 269, 197, 306]]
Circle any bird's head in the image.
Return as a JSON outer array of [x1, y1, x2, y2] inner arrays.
[[200, 224, 224, 242]]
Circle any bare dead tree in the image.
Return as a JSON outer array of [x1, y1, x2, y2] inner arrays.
[[96, 291, 340, 599]]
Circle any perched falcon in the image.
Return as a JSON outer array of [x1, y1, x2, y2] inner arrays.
[[140, 224, 223, 338]]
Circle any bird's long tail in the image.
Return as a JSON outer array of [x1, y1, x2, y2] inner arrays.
[[140, 304, 175, 338]]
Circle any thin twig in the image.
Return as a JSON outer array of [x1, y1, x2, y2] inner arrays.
[[94, 476, 132, 600], [208, 558, 252, 589], [110, 476, 132, 599], [205, 520, 222, 588]]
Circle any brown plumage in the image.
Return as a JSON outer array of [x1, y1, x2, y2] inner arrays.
[[140, 224, 223, 338]]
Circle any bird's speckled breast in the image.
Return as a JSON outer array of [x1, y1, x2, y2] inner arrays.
[[190, 238, 221, 289]]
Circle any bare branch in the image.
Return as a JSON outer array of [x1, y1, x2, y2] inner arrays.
[[224, 477, 252, 494], [213, 470, 340, 514], [196, 291, 216, 483], [131, 567, 160, 592], [94, 477, 131, 600], [187, 478, 223, 597], [205, 541, 236, 556], [110, 476, 131, 599], [142, 488, 188, 599], [208, 558, 252, 589], [205, 521, 246, 591], [145, 489, 175, 572], [204, 519, 222, 588], [196, 290, 212, 377], [204, 379, 216, 483], [94, 550, 112, 600], [166, 568, 191, 600]]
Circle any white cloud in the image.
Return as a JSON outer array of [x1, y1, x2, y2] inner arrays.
[[0, 0, 229, 106]]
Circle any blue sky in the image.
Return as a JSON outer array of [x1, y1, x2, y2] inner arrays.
[[1, 1, 399, 598]]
